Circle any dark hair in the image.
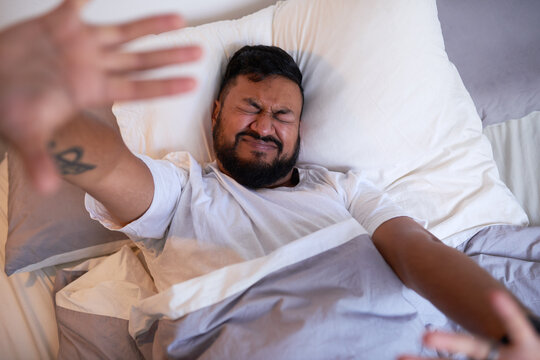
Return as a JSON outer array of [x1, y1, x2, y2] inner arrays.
[[217, 45, 304, 113]]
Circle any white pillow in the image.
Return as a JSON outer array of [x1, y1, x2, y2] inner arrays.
[[115, 5, 275, 161], [115, 0, 527, 247]]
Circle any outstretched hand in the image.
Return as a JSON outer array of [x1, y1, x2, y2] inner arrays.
[[0, 0, 202, 192], [399, 291, 540, 360]]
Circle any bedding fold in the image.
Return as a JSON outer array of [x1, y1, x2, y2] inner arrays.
[[54, 220, 449, 359]]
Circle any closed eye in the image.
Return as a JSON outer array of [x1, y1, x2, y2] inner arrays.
[[245, 98, 262, 111], [273, 110, 295, 123], [238, 107, 259, 115]]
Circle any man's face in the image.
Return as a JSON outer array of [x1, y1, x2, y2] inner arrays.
[[212, 74, 303, 188]]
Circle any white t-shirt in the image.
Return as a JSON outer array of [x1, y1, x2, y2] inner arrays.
[[86, 152, 408, 291]]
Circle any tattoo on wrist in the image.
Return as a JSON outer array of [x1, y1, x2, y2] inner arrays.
[[49, 141, 96, 175]]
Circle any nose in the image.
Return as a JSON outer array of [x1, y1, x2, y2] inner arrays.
[[249, 112, 274, 137]]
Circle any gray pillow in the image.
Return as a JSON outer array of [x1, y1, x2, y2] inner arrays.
[[5, 153, 128, 275], [437, 0, 540, 126]]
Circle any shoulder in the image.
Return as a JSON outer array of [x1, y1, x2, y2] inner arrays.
[[135, 151, 202, 189]]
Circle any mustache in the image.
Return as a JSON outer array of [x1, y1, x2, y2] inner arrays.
[[235, 130, 283, 153]]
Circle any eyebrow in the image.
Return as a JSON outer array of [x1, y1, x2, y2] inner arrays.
[[243, 98, 262, 110]]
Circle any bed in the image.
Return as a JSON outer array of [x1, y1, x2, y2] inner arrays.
[[1, 0, 539, 358]]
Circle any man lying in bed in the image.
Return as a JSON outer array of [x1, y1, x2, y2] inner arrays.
[[50, 45, 540, 358], [1, 3, 539, 359]]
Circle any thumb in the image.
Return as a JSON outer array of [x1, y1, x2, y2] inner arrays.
[[73, 0, 90, 10], [51, 0, 79, 14]]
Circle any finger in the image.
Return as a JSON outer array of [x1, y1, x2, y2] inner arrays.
[[50, 0, 78, 16], [105, 77, 197, 102], [491, 291, 537, 345], [59, 0, 87, 11], [21, 149, 61, 194], [103, 46, 202, 73], [422, 331, 491, 360], [73, 0, 90, 10], [96, 14, 185, 48], [43, 0, 83, 42]]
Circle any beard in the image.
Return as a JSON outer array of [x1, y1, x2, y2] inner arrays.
[[212, 113, 301, 189]]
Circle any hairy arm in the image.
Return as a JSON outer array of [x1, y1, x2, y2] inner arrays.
[[372, 216, 510, 340], [50, 107, 153, 225]]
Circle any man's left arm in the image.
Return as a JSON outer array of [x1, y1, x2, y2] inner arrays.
[[372, 216, 511, 340]]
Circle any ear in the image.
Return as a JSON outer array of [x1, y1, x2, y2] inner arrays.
[[212, 100, 221, 127]]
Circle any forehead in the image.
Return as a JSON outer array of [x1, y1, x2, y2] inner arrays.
[[223, 75, 303, 113]]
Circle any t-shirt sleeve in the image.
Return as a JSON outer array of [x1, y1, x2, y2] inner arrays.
[[85, 153, 187, 241], [340, 171, 425, 236]]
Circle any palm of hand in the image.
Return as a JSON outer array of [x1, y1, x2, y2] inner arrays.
[[0, 0, 200, 191]]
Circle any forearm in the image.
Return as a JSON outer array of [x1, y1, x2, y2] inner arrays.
[[50, 108, 153, 225], [373, 217, 508, 340]]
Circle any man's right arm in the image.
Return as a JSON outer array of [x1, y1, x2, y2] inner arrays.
[[50, 107, 154, 226]]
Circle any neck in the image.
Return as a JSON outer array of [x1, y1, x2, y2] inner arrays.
[[266, 168, 299, 188]]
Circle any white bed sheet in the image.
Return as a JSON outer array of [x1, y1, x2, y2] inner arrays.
[[484, 111, 540, 226]]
